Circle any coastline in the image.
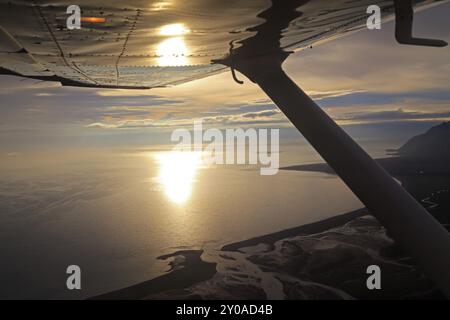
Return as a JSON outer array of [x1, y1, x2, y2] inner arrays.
[[90, 250, 216, 300], [91, 206, 441, 300], [221, 208, 367, 251], [90, 209, 368, 300]]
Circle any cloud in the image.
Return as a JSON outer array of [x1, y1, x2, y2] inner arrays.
[[5, 152, 22, 157], [201, 109, 286, 126], [85, 122, 118, 129], [242, 110, 281, 118], [315, 90, 450, 109], [86, 109, 287, 129], [308, 89, 367, 100], [334, 107, 450, 124]]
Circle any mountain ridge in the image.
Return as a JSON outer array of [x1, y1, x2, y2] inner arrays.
[[396, 122, 450, 158]]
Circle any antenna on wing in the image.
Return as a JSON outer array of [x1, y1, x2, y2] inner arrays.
[[394, 0, 448, 47]]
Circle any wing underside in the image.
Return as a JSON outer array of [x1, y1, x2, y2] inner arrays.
[[0, 0, 443, 89]]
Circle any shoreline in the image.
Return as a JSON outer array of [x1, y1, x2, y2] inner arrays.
[[221, 208, 367, 251], [90, 250, 216, 300], [90, 208, 370, 300]]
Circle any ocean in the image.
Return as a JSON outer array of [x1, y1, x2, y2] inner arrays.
[[0, 139, 393, 299]]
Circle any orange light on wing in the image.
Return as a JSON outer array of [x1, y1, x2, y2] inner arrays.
[[80, 17, 106, 23]]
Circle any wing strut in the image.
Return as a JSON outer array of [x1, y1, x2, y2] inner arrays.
[[228, 52, 450, 298]]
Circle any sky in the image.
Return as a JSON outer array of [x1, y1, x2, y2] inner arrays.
[[1, 2, 450, 153]]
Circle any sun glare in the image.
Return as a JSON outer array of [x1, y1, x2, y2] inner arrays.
[[156, 37, 189, 66], [155, 151, 203, 204], [159, 23, 190, 36], [156, 23, 190, 66]]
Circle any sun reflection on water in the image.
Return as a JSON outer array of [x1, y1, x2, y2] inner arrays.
[[155, 151, 203, 204]]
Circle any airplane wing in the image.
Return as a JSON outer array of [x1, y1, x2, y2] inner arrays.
[[0, 0, 444, 89]]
